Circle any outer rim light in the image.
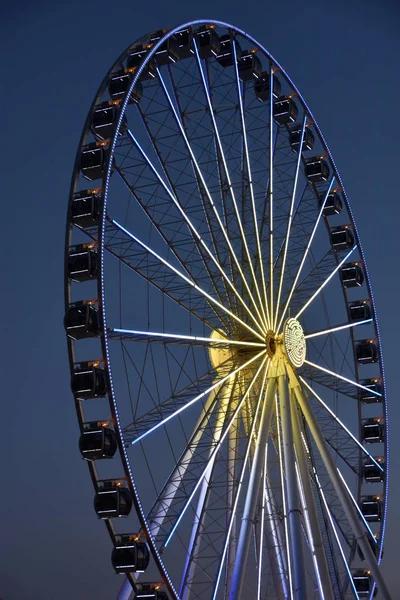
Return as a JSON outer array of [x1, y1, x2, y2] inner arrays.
[[283, 318, 306, 368]]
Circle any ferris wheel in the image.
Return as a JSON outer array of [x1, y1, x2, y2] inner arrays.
[[64, 20, 391, 600]]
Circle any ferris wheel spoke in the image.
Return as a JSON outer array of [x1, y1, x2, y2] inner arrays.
[[148, 380, 234, 543], [123, 129, 265, 336], [232, 41, 270, 328], [162, 356, 268, 549], [108, 328, 265, 348], [269, 65, 276, 327], [116, 162, 232, 331], [109, 217, 265, 341], [312, 468, 360, 598], [300, 377, 384, 473], [274, 115, 307, 331], [136, 92, 238, 322], [190, 41, 269, 330], [295, 245, 357, 320], [102, 217, 224, 331], [125, 349, 266, 445], [302, 359, 382, 398], [336, 467, 378, 541], [275, 177, 335, 333], [304, 319, 373, 339], [123, 355, 235, 441]]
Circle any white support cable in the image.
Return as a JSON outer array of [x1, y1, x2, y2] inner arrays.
[[155, 66, 268, 333], [131, 348, 266, 446], [125, 129, 266, 337], [112, 219, 265, 342], [164, 356, 268, 548], [275, 178, 335, 334], [274, 115, 307, 331], [300, 377, 383, 471], [296, 246, 357, 319]]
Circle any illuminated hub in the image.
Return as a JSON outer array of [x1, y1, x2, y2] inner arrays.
[[283, 318, 306, 368], [265, 330, 276, 359]]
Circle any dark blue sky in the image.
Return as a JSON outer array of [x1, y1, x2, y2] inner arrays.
[[1, 1, 399, 598]]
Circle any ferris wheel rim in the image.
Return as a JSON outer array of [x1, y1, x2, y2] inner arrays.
[[65, 19, 389, 600]]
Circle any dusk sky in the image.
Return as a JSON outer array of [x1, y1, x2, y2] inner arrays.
[[1, 0, 399, 598]]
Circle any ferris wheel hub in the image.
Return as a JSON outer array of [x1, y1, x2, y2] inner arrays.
[[283, 318, 306, 369]]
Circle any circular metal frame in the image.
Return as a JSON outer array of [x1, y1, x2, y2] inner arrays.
[[65, 20, 390, 600]]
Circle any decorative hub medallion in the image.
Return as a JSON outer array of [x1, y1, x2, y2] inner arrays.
[[283, 318, 306, 368]]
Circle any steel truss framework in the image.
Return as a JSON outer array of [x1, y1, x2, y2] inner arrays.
[[65, 20, 390, 600]]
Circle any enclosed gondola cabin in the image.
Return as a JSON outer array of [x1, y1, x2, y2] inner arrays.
[[109, 70, 143, 104], [362, 419, 385, 443], [71, 362, 107, 400], [289, 126, 315, 152], [126, 46, 156, 80], [359, 379, 383, 404], [352, 570, 378, 597], [171, 28, 194, 59], [273, 97, 298, 124], [330, 226, 355, 251], [94, 482, 132, 519], [356, 339, 379, 364], [135, 585, 169, 600], [363, 459, 385, 483], [111, 538, 150, 573], [91, 102, 127, 140], [254, 71, 281, 102], [238, 50, 262, 81], [79, 424, 117, 460], [360, 495, 383, 522], [67, 245, 98, 282], [320, 192, 343, 216], [340, 262, 364, 288], [195, 26, 221, 59], [305, 156, 330, 182], [71, 190, 101, 229], [349, 300, 371, 322], [215, 34, 242, 67], [64, 303, 100, 340], [80, 142, 109, 182], [149, 30, 179, 66]]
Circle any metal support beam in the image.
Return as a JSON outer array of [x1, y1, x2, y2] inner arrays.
[[228, 377, 277, 599], [278, 375, 307, 600], [117, 578, 134, 600], [292, 378, 392, 600], [290, 391, 334, 600], [264, 469, 289, 599]]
